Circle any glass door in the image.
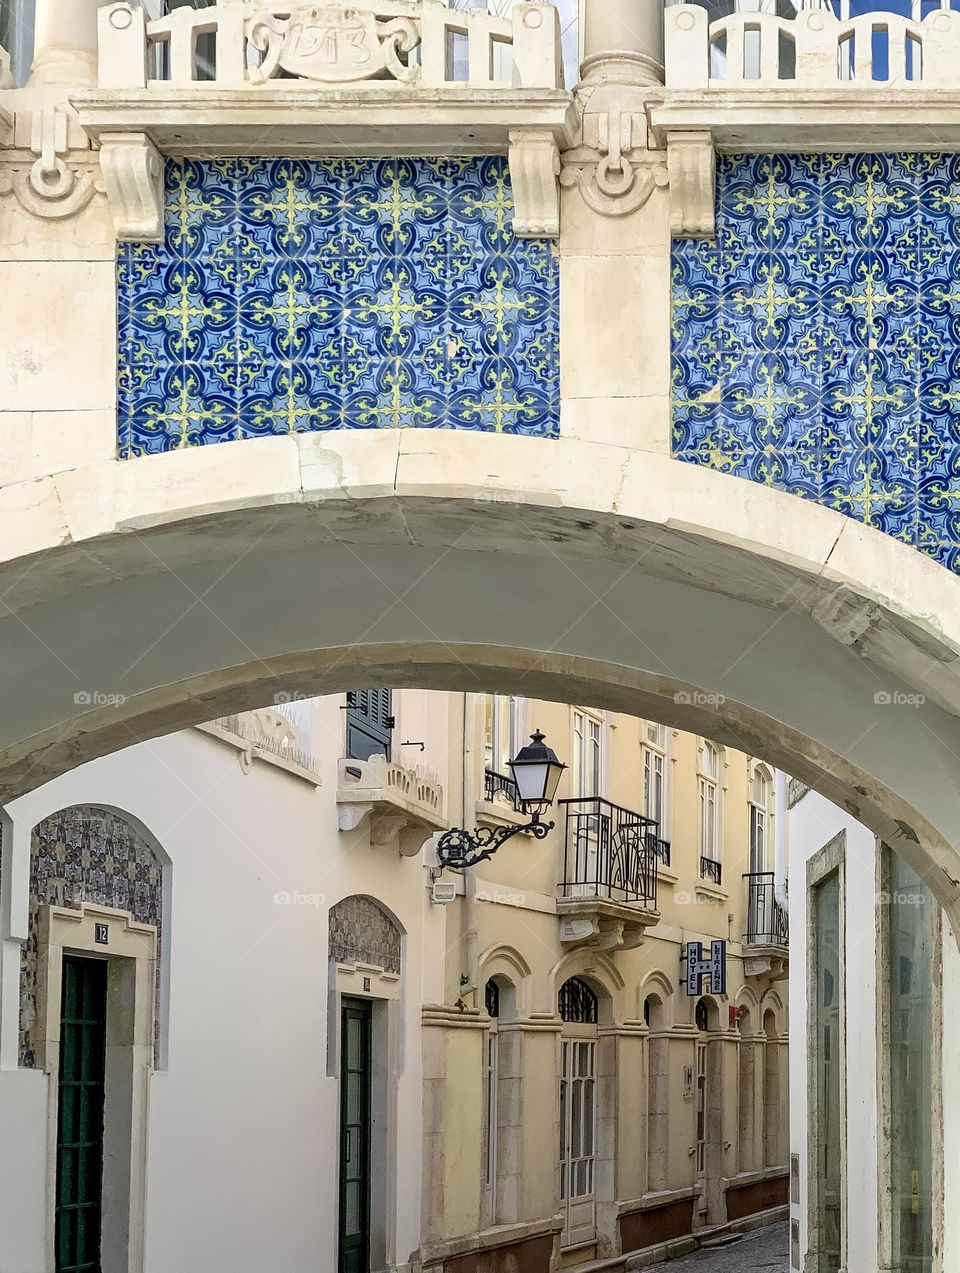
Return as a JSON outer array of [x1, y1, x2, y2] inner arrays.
[[339, 998, 373, 1273], [560, 1038, 597, 1247]]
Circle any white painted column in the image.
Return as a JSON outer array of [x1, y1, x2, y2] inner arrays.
[[581, 0, 664, 85], [29, 0, 99, 86]]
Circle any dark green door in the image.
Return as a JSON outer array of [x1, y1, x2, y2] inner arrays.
[[55, 956, 107, 1273], [339, 997, 372, 1273]]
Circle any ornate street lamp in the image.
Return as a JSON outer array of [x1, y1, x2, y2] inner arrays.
[[436, 731, 567, 870]]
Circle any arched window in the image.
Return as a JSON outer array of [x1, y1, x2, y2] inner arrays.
[[749, 765, 774, 875], [698, 742, 723, 881], [643, 721, 670, 834], [559, 976, 599, 1024]]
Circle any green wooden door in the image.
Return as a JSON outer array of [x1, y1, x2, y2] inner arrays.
[[55, 956, 108, 1273], [339, 997, 372, 1273]]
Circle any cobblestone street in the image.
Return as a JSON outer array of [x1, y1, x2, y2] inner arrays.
[[644, 1223, 789, 1273]]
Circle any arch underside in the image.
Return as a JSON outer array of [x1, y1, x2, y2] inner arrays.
[[2, 475, 960, 920]]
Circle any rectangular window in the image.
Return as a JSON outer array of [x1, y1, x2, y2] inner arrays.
[[572, 710, 602, 798], [644, 744, 665, 827], [886, 853, 935, 1272], [699, 776, 718, 861], [484, 695, 524, 775], [813, 869, 843, 1273]]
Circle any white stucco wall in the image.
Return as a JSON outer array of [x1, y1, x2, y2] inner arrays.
[[0, 693, 444, 1273], [790, 790, 960, 1273], [788, 792, 879, 1273]]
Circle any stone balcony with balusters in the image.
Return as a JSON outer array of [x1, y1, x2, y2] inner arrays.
[[653, 2, 960, 235], [68, 0, 574, 243]]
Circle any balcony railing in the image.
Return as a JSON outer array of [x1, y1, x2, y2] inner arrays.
[[559, 798, 659, 908], [665, 4, 960, 91], [97, 0, 565, 90], [700, 855, 722, 887], [744, 872, 789, 947], [484, 767, 523, 812]]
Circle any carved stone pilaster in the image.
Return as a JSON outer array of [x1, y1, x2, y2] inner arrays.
[[508, 128, 560, 239], [666, 129, 716, 238], [0, 101, 103, 220], [97, 131, 163, 243]]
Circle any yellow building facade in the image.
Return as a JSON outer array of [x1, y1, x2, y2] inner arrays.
[[422, 695, 789, 1271]]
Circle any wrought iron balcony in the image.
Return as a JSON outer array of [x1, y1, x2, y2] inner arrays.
[[559, 798, 659, 908], [744, 871, 789, 948], [484, 767, 523, 812], [699, 855, 722, 887]]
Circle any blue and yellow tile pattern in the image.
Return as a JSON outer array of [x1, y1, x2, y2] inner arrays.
[[673, 153, 960, 573], [118, 157, 559, 454]]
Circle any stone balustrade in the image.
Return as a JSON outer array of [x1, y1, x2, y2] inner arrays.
[[98, 0, 563, 91], [666, 3, 960, 90]]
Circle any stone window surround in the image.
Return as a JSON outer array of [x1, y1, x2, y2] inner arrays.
[[805, 830, 847, 1273], [875, 843, 945, 1273], [33, 901, 156, 1273]]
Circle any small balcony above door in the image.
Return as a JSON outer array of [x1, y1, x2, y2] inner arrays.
[[742, 870, 789, 983], [556, 797, 660, 953]]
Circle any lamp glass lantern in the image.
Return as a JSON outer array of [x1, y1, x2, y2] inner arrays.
[[508, 730, 566, 820]]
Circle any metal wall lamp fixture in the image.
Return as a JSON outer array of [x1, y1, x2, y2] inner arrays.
[[436, 731, 567, 870]]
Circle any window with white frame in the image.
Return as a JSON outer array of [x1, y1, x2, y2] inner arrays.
[[698, 741, 722, 870], [572, 709, 603, 798], [484, 694, 525, 775], [643, 721, 669, 832], [749, 765, 774, 875]]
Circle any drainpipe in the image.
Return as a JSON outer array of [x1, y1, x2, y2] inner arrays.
[[774, 770, 789, 911], [461, 692, 479, 1007], [580, 0, 664, 86], [29, 0, 99, 86]]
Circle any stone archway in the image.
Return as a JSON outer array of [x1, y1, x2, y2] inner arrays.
[[0, 443, 958, 922]]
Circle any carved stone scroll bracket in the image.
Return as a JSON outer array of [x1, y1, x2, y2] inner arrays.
[[98, 131, 164, 243], [666, 128, 716, 238], [508, 128, 561, 239]]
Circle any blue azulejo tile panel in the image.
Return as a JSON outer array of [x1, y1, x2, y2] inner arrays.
[[117, 157, 559, 454], [672, 152, 960, 573]]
